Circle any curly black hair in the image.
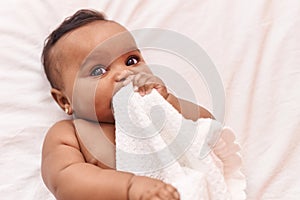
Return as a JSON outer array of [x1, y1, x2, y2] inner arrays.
[[42, 9, 107, 89]]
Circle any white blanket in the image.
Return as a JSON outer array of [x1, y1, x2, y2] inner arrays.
[[113, 85, 246, 199]]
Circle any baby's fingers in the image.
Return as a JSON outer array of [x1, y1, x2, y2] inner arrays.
[[132, 73, 147, 87], [164, 184, 180, 200], [155, 185, 180, 200], [139, 83, 157, 96]]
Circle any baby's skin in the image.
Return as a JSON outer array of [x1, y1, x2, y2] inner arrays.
[[42, 19, 213, 200]]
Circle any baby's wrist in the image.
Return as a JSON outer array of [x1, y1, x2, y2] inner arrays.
[[165, 92, 171, 100], [166, 93, 178, 104]]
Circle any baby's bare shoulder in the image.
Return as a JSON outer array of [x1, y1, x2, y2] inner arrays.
[[41, 120, 87, 194], [43, 120, 80, 153]]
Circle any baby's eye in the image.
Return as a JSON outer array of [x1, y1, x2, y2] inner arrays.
[[126, 56, 139, 66], [90, 66, 107, 77]]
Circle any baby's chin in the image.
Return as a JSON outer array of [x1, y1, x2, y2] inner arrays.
[[73, 110, 115, 124]]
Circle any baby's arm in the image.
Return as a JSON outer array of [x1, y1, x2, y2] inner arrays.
[[41, 120, 180, 200], [41, 120, 132, 199], [166, 93, 215, 120], [131, 73, 214, 120]]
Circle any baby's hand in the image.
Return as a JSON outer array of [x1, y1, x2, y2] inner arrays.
[[128, 175, 180, 200], [130, 72, 169, 99]]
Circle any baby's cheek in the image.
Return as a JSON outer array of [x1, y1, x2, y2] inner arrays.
[[72, 78, 98, 119], [94, 91, 115, 123]]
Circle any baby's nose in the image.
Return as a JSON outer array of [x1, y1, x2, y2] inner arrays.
[[114, 69, 134, 83]]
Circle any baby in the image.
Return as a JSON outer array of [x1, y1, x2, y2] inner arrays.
[[41, 9, 214, 200]]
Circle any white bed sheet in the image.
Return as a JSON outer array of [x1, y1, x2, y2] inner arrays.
[[0, 0, 299, 199]]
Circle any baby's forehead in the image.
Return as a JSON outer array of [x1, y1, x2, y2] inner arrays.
[[56, 21, 138, 69], [81, 32, 139, 67]]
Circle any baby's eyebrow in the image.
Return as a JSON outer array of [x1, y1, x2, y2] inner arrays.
[[80, 50, 111, 69], [123, 45, 139, 53], [80, 44, 140, 70], [127, 47, 141, 53], [127, 48, 141, 54]]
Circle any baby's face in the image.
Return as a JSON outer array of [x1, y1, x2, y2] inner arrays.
[[56, 21, 151, 123]]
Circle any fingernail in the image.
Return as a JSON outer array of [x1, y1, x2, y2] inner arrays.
[[174, 192, 180, 199]]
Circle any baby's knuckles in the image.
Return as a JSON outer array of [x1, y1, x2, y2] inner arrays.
[[154, 84, 168, 99], [128, 176, 179, 200], [132, 73, 168, 99]]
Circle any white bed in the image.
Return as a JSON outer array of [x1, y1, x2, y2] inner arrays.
[[0, 0, 299, 199]]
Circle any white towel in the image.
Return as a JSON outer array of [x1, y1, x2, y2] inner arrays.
[[113, 85, 246, 200]]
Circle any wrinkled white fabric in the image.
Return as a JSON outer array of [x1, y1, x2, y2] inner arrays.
[[113, 85, 246, 199]]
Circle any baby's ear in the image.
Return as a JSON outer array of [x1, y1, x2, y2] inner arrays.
[[50, 88, 71, 113]]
